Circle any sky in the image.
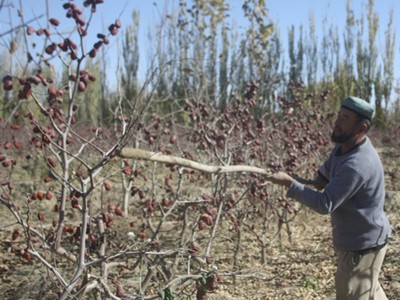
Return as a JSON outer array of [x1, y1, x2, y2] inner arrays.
[[1, 0, 400, 90]]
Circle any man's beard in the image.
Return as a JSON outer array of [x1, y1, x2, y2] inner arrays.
[[331, 130, 354, 143]]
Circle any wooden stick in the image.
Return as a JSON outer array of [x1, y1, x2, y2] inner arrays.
[[118, 148, 272, 176]]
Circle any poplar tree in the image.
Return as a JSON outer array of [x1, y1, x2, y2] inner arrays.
[[343, 0, 356, 96], [288, 25, 304, 86], [356, 0, 378, 101], [382, 9, 395, 114], [305, 13, 318, 88], [121, 10, 140, 103]]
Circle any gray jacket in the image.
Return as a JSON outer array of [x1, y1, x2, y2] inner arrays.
[[287, 137, 391, 251]]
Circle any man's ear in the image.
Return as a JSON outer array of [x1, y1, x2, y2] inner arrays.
[[357, 121, 368, 134]]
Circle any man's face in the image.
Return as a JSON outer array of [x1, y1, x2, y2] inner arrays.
[[331, 108, 360, 143]]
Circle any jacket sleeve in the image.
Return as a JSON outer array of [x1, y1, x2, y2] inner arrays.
[[287, 164, 364, 215]]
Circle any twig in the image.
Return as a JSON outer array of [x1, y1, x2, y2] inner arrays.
[[0, 14, 44, 38]]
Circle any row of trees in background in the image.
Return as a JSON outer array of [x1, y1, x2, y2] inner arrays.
[[1, 0, 399, 126]]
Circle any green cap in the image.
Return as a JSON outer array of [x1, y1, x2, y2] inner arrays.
[[341, 96, 375, 120]]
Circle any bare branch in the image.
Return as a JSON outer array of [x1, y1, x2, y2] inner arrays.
[[0, 14, 44, 38], [118, 148, 273, 176]]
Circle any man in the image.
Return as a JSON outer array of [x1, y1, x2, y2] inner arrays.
[[267, 96, 391, 299]]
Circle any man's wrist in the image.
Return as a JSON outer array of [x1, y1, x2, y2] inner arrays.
[[284, 178, 294, 188]]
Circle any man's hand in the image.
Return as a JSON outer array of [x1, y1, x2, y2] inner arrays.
[[266, 171, 293, 188]]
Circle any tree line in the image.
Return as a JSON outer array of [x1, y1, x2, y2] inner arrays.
[[0, 0, 398, 128]]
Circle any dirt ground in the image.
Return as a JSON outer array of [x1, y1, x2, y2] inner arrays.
[[0, 147, 399, 300]]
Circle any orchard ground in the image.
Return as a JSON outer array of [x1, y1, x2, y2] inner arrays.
[[0, 146, 399, 300]]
